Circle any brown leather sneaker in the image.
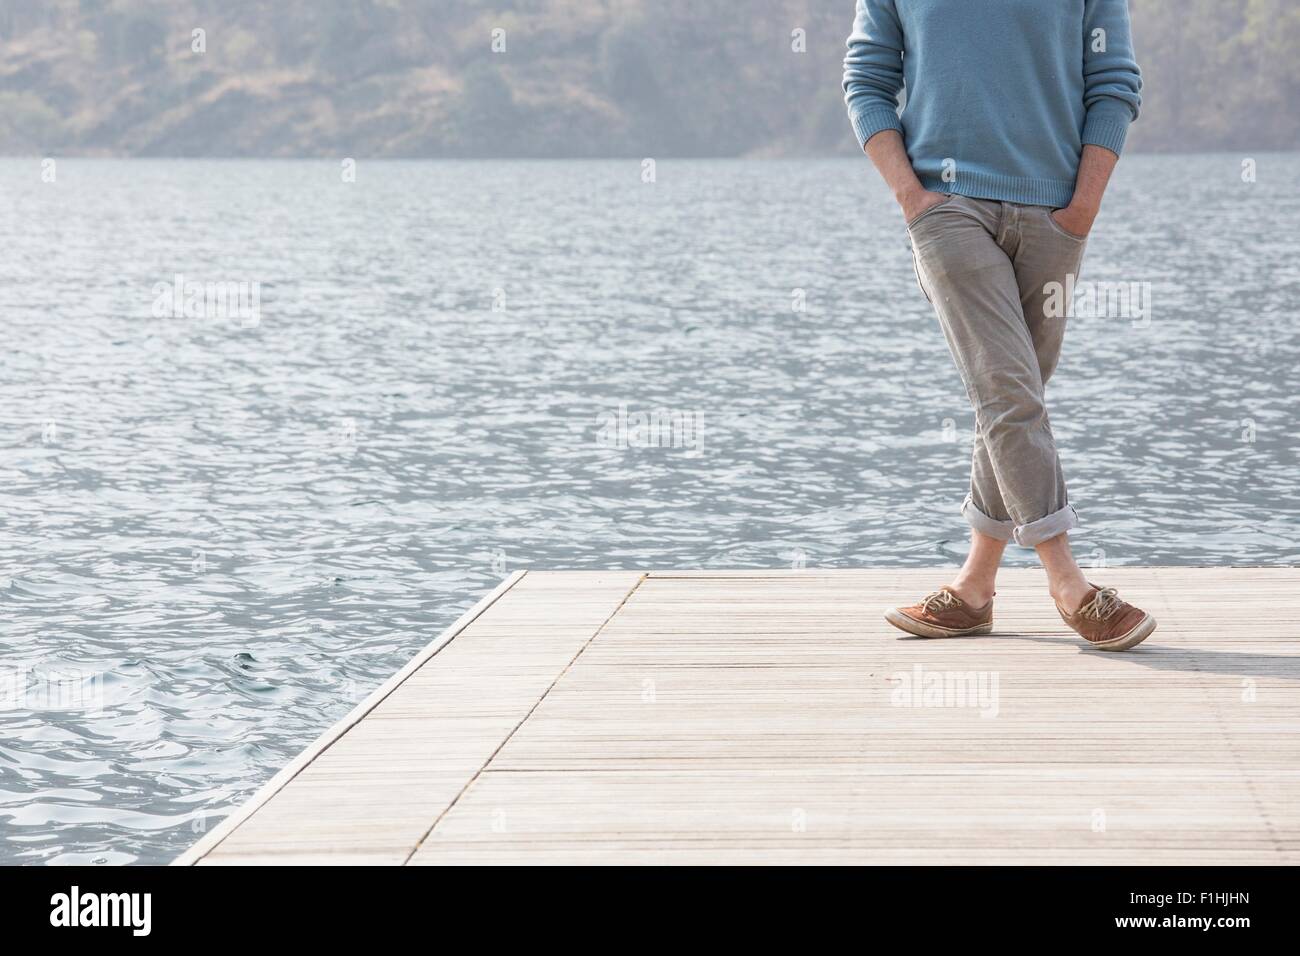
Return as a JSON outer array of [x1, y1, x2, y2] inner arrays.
[[884, 586, 993, 638], [1057, 584, 1156, 651]]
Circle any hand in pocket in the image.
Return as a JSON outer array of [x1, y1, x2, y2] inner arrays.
[[1050, 205, 1094, 239], [903, 190, 950, 226]]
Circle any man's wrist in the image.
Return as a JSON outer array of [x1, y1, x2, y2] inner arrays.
[[1066, 196, 1101, 217], [895, 183, 927, 206]]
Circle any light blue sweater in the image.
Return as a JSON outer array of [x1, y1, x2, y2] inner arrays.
[[843, 0, 1142, 209]]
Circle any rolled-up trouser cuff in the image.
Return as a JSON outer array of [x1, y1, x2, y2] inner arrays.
[[1012, 503, 1079, 547], [961, 494, 1014, 541]]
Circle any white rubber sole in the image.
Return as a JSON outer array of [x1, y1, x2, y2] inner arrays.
[[1087, 613, 1157, 651], [884, 608, 993, 639]]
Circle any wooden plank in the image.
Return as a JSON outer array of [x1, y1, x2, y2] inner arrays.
[[178, 570, 645, 864], [408, 567, 1300, 865], [177, 567, 1300, 865]]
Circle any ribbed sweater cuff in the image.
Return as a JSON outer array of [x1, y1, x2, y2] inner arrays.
[[850, 107, 904, 151], [1082, 107, 1133, 157]]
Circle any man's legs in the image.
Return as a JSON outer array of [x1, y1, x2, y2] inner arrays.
[[910, 197, 1078, 593], [888, 198, 1155, 646]]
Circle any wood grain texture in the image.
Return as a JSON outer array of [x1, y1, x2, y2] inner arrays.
[[183, 570, 644, 864], [180, 567, 1300, 865]]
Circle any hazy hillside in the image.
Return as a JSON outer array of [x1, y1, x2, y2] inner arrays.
[[1, 0, 1296, 157]]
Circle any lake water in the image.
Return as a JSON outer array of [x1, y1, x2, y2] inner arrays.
[[1, 156, 1297, 864]]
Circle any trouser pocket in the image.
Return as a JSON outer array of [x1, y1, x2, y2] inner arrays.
[[1043, 207, 1089, 243], [905, 194, 954, 229]]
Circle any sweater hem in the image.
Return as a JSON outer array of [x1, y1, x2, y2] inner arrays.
[[917, 170, 1076, 210]]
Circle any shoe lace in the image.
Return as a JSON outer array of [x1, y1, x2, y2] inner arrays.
[[1079, 586, 1122, 621], [920, 589, 959, 613]]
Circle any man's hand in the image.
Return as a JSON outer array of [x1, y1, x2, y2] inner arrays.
[[899, 187, 949, 225], [864, 131, 943, 227], [1052, 145, 1118, 239], [1050, 203, 1096, 239]]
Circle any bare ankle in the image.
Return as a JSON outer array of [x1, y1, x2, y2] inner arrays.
[[949, 577, 995, 608], [1051, 577, 1094, 613]]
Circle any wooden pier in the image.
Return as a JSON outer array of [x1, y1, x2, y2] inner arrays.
[[176, 567, 1300, 865]]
